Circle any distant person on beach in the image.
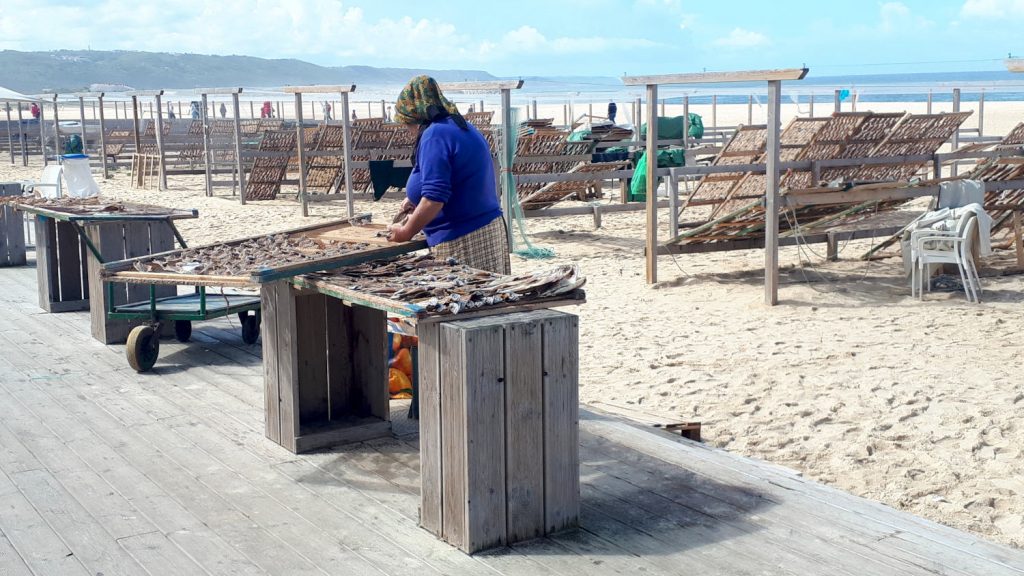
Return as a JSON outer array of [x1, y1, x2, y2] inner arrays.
[[386, 75, 510, 274], [607, 100, 617, 124], [351, 109, 357, 121], [468, 104, 475, 114], [30, 103, 40, 120], [190, 101, 201, 119], [167, 104, 175, 120], [323, 102, 332, 120], [219, 103, 227, 118], [261, 101, 273, 118], [386, 106, 392, 122]]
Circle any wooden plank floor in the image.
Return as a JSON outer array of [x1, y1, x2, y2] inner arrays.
[[1, 261, 1023, 576]]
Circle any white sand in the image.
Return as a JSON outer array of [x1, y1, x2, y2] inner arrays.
[[3, 99, 1024, 549]]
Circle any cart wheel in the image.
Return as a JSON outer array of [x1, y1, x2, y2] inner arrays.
[[241, 314, 260, 345], [174, 320, 192, 343], [127, 325, 160, 373]]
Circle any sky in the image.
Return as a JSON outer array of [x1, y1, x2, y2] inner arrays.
[[0, 0, 1021, 78]]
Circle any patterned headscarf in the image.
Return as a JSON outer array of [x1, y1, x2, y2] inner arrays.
[[394, 75, 466, 129]]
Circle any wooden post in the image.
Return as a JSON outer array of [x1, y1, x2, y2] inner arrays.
[[561, 104, 567, 127], [366, 101, 372, 118], [4, 104, 13, 165], [927, 90, 933, 114], [177, 101, 182, 118], [201, 93, 213, 197], [97, 94, 109, 179], [154, 93, 168, 190], [668, 168, 679, 238], [765, 80, 782, 306], [15, 103, 26, 166], [952, 88, 961, 176], [249, 100, 255, 119], [978, 90, 985, 137], [77, 97, 87, 157], [531, 99, 537, 120], [309, 99, 316, 121], [295, 92, 308, 217], [131, 96, 141, 155], [479, 99, 485, 113], [851, 90, 858, 112], [682, 96, 690, 149], [340, 91, 354, 218], [711, 94, 717, 132], [809, 93, 815, 117], [114, 100, 119, 119], [51, 95, 61, 156], [231, 92, 246, 203], [380, 99, 385, 119], [500, 88, 515, 248], [660, 98, 665, 116], [588, 101, 593, 119], [834, 89, 841, 113], [644, 83, 658, 284], [747, 95, 753, 125], [276, 101, 282, 119], [37, 103, 47, 166]]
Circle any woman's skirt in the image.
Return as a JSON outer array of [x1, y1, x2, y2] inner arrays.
[[430, 217, 511, 274]]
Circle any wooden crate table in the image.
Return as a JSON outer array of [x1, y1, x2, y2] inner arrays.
[[290, 256, 586, 553], [14, 198, 197, 343], [0, 183, 27, 267]]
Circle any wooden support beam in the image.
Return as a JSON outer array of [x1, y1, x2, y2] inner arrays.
[[439, 80, 524, 92], [644, 83, 658, 284], [15, 102, 26, 166], [154, 93, 168, 190], [231, 92, 246, 202], [500, 87, 514, 248], [130, 96, 140, 156], [622, 68, 807, 86], [97, 95, 108, 179], [281, 85, 356, 94], [340, 91, 354, 218], [201, 93, 213, 197], [765, 80, 781, 306], [295, 92, 308, 216], [4, 104, 13, 165], [38, 101, 47, 166]]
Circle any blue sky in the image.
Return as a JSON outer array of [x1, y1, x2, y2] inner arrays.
[[0, 0, 1020, 77]]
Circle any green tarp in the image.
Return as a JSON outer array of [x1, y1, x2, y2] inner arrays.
[[640, 114, 704, 140], [629, 148, 685, 202]]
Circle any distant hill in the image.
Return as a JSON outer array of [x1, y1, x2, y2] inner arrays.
[[0, 49, 498, 93]]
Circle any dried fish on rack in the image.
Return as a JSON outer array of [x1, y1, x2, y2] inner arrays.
[[132, 234, 371, 277], [307, 254, 586, 315]]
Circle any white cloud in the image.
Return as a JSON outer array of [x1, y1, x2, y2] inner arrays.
[[678, 14, 698, 30], [0, 0, 664, 71], [961, 0, 1024, 17], [878, 1, 933, 32], [713, 28, 770, 49]]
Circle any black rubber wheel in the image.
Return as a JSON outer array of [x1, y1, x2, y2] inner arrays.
[[126, 325, 160, 373], [241, 314, 260, 345], [174, 320, 192, 343]]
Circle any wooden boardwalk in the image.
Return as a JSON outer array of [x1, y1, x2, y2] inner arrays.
[[0, 262, 1022, 576]]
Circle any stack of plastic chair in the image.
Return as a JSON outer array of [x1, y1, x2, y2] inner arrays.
[[910, 213, 982, 303]]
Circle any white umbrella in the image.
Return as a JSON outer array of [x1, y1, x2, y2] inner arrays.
[[0, 86, 43, 103]]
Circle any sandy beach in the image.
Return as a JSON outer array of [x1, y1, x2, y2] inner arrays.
[[2, 97, 1023, 550]]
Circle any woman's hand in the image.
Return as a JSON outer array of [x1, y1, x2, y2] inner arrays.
[[399, 198, 415, 214], [387, 223, 414, 243]]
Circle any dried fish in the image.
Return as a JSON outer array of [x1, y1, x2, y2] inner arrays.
[[307, 254, 585, 315]]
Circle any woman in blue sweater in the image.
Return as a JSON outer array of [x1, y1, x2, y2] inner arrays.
[[386, 76, 510, 274]]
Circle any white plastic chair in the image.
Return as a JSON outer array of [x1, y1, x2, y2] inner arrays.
[[911, 214, 981, 302], [26, 164, 63, 198]]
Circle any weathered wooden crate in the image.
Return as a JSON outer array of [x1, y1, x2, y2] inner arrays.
[[0, 183, 26, 267], [261, 281, 391, 453], [84, 221, 177, 344], [34, 216, 90, 312], [418, 309, 580, 554]]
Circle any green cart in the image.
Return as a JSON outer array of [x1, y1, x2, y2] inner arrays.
[[106, 285, 261, 372]]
